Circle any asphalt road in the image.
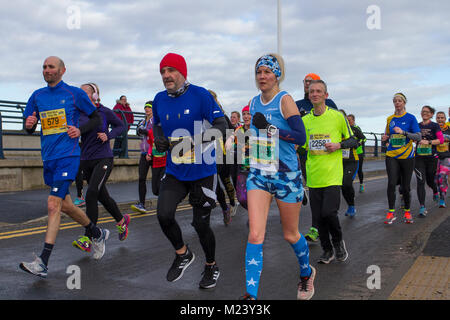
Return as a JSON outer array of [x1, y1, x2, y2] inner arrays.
[[0, 173, 448, 302]]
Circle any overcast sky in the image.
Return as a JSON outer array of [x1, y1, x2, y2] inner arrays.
[[1, 0, 450, 134]]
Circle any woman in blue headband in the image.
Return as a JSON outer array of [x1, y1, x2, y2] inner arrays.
[[240, 54, 315, 300]]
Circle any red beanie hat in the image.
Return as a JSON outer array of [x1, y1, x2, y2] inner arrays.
[[160, 53, 187, 79], [242, 105, 249, 113], [304, 73, 321, 80]]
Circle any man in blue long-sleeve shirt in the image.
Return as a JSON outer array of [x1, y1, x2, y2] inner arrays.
[[20, 56, 109, 278]]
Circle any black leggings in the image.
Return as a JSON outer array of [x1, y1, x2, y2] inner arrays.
[[309, 186, 342, 251], [151, 166, 166, 196], [414, 157, 438, 205], [81, 158, 123, 236], [75, 166, 84, 198], [358, 155, 364, 184], [138, 153, 152, 204], [216, 164, 236, 210], [342, 160, 359, 206], [386, 157, 415, 210], [157, 174, 217, 263]]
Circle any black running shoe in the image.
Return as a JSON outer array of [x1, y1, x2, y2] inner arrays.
[[199, 264, 220, 289], [333, 240, 348, 262], [317, 250, 335, 264], [166, 246, 195, 282]]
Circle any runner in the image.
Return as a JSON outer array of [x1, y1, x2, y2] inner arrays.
[[296, 73, 338, 243], [414, 106, 443, 217], [340, 110, 366, 217], [208, 89, 238, 225], [435, 111, 450, 208], [20, 56, 109, 278], [225, 105, 252, 211], [381, 93, 421, 224], [240, 54, 315, 300], [302, 80, 358, 264], [347, 114, 367, 193], [72, 83, 130, 256], [152, 53, 227, 289], [144, 117, 167, 197], [131, 101, 154, 213]]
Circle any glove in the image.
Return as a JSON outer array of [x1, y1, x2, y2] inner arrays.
[[154, 135, 170, 153], [252, 112, 270, 129], [137, 127, 148, 136]]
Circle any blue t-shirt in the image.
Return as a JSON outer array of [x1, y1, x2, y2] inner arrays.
[[23, 81, 96, 161], [249, 91, 300, 172], [152, 84, 224, 181], [385, 112, 421, 159]]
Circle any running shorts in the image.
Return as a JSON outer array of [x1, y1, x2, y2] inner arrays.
[[246, 168, 304, 203]]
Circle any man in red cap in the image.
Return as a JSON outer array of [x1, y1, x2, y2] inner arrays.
[[152, 52, 228, 289], [296, 73, 338, 243]]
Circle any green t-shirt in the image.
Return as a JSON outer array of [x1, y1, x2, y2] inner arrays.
[[302, 106, 353, 188]]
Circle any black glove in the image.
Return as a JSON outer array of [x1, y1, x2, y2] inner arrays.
[[137, 127, 148, 137], [252, 112, 270, 129], [154, 135, 170, 153]]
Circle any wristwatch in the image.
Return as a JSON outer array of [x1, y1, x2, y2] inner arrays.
[[267, 124, 278, 136]]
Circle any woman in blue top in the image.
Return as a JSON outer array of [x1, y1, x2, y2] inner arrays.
[[240, 54, 314, 300]]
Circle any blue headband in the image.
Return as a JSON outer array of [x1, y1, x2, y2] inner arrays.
[[256, 55, 282, 79]]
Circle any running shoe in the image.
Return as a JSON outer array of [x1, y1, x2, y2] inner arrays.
[[305, 227, 319, 242], [404, 210, 413, 224], [19, 254, 48, 278], [359, 184, 365, 193], [223, 206, 231, 226], [419, 206, 427, 217], [384, 211, 396, 224], [345, 206, 356, 217], [91, 228, 110, 260], [297, 265, 316, 300], [131, 203, 148, 214], [72, 235, 92, 253], [116, 214, 130, 241], [199, 264, 220, 289], [74, 196, 85, 207], [439, 199, 446, 208], [333, 240, 348, 262], [239, 293, 256, 300], [317, 250, 335, 264], [230, 203, 238, 217], [166, 246, 195, 282]]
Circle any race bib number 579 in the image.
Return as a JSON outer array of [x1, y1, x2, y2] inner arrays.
[[40, 108, 68, 136]]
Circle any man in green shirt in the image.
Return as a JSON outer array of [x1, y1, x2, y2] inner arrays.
[[302, 80, 358, 264]]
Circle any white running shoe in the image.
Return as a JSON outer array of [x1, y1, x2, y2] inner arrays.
[[92, 228, 110, 260]]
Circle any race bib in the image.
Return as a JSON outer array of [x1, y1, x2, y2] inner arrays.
[[437, 142, 449, 153], [249, 136, 278, 172], [417, 143, 432, 156], [39, 108, 67, 136], [389, 134, 406, 148], [342, 149, 350, 159], [309, 134, 331, 155], [169, 136, 195, 164], [152, 144, 166, 158]]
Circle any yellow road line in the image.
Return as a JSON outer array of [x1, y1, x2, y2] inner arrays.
[[0, 204, 193, 240]]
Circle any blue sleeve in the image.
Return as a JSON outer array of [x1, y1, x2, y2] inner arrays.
[[278, 115, 306, 145], [76, 89, 96, 116], [410, 114, 421, 133], [152, 95, 161, 126], [23, 92, 39, 120], [202, 89, 224, 123]]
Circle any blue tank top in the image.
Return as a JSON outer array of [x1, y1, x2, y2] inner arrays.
[[249, 91, 300, 172]]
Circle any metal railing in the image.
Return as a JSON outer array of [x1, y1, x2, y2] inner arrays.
[[0, 99, 384, 159]]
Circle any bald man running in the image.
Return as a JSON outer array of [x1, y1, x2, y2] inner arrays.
[[20, 56, 109, 278]]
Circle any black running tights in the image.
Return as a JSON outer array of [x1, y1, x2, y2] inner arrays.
[[386, 157, 414, 210]]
